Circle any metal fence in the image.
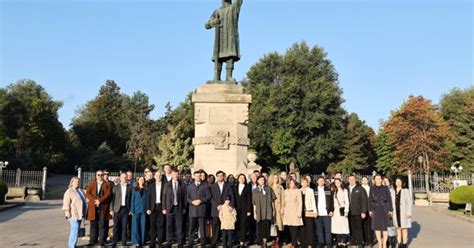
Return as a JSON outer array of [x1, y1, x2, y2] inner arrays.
[[412, 173, 473, 193], [0, 167, 48, 198], [77, 168, 144, 189]]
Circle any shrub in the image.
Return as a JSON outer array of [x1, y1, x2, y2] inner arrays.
[[0, 180, 8, 204], [449, 185, 474, 206]]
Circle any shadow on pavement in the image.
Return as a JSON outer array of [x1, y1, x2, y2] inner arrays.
[[408, 221, 421, 245]]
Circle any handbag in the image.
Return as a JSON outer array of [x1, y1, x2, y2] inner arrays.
[[270, 223, 278, 237], [335, 192, 345, 216], [387, 217, 396, 237]]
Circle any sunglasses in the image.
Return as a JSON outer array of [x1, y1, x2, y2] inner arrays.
[[96, 174, 103, 176], [104, 173, 109, 175]]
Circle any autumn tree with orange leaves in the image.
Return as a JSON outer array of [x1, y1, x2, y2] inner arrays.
[[382, 96, 452, 174]]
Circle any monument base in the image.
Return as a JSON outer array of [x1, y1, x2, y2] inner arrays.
[[192, 83, 252, 176]]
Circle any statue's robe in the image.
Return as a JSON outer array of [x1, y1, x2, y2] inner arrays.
[[208, 0, 242, 62]]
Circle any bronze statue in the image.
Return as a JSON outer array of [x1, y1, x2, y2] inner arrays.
[[205, 0, 243, 83]]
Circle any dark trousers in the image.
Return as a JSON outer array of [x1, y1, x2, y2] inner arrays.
[[90, 219, 107, 244], [349, 215, 364, 245], [288, 226, 299, 246], [211, 217, 222, 247], [257, 220, 271, 243], [222, 230, 233, 247], [363, 215, 373, 244], [166, 206, 184, 245], [112, 207, 129, 243], [236, 211, 248, 242], [315, 215, 332, 246], [336, 234, 349, 244], [189, 217, 206, 245], [149, 204, 165, 245]]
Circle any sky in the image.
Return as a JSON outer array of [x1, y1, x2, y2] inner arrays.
[[1, 0, 472, 130]]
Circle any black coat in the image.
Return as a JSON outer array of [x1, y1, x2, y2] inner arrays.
[[186, 182, 211, 218], [162, 180, 186, 212], [147, 181, 165, 212], [210, 182, 234, 217], [233, 184, 252, 214], [348, 184, 368, 215], [314, 186, 335, 213]]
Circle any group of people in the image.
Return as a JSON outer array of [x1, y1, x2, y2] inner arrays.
[[62, 165, 413, 248]]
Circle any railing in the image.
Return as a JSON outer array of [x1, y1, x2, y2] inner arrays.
[[0, 167, 48, 199], [77, 168, 144, 189]]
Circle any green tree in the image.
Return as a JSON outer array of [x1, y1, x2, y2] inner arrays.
[[244, 42, 346, 173], [153, 121, 193, 172], [153, 94, 194, 172], [72, 80, 130, 157], [125, 91, 157, 168], [375, 130, 396, 174], [440, 86, 474, 174], [330, 113, 377, 174], [0, 80, 68, 170], [86, 142, 130, 171]]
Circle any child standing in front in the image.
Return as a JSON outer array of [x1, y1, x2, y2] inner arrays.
[[219, 198, 237, 248]]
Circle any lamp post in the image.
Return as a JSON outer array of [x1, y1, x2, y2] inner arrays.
[[450, 161, 462, 180], [0, 161, 8, 178]]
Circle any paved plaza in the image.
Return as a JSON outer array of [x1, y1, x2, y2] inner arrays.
[[0, 200, 473, 247]]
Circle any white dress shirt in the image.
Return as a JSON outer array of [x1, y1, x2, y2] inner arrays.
[[317, 186, 328, 216], [238, 184, 245, 196], [362, 185, 370, 196], [155, 182, 162, 204], [218, 182, 224, 194], [97, 181, 103, 195], [120, 184, 127, 206]]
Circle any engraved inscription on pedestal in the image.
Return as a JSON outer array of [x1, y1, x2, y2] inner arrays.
[[209, 107, 234, 124]]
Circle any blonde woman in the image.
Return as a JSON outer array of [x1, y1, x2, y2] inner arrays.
[[62, 177, 87, 248], [300, 178, 317, 247], [282, 180, 303, 247], [270, 174, 284, 247]]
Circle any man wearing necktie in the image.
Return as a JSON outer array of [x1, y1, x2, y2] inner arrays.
[[163, 169, 186, 247], [187, 170, 211, 247], [210, 171, 234, 248]]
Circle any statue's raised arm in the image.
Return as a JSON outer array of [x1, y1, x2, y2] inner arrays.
[[206, 0, 243, 84]]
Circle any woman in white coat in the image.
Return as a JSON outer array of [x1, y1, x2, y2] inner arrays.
[[331, 178, 350, 247], [300, 177, 317, 247], [391, 177, 412, 248]]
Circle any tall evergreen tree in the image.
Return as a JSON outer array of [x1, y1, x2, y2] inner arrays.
[[330, 113, 376, 174]]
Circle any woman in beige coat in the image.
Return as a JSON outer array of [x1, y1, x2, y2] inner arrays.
[[270, 174, 285, 246], [282, 180, 303, 247], [62, 176, 87, 248]]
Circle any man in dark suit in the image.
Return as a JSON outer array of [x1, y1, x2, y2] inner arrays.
[[163, 164, 173, 183], [348, 175, 368, 247], [314, 176, 334, 247], [210, 171, 234, 247], [147, 170, 166, 247], [162, 169, 186, 247], [186, 170, 211, 247], [110, 172, 132, 246]]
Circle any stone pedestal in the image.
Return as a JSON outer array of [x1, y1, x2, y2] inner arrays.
[[192, 83, 252, 176]]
